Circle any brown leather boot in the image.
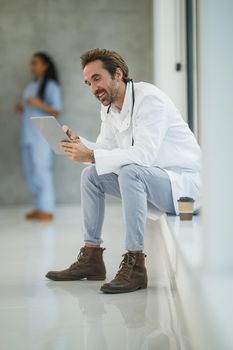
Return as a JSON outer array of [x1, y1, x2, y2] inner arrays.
[[46, 246, 106, 281], [100, 252, 147, 294]]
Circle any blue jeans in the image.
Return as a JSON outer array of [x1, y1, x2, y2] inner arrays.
[[81, 164, 175, 250], [21, 141, 54, 212]]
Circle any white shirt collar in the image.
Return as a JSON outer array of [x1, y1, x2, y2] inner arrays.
[[101, 81, 133, 122]]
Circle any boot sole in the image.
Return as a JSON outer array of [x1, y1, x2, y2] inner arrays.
[[100, 282, 147, 294], [87, 275, 106, 281], [46, 275, 106, 281]]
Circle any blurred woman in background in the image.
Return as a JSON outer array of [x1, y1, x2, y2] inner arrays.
[[15, 52, 62, 221]]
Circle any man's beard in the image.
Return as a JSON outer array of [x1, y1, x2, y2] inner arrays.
[[95, 83, 119, 106]]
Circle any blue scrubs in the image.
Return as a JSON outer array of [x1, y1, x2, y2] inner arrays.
[[21, 79, 62, 212]]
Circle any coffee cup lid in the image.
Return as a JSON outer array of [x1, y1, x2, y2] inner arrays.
[[177, 197, 194, 202]]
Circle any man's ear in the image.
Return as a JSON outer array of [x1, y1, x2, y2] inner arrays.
[[115, 67, 123, 81]]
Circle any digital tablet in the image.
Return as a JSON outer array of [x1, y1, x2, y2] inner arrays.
[[30, 116, 70, 155]]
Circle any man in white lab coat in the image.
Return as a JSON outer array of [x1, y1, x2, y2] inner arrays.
[[46, 48, 201, 294]]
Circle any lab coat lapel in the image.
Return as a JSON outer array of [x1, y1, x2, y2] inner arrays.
[[100, 82, 134, 147], [117, 81, 133, 133]]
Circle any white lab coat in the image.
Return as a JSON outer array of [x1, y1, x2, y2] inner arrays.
[[80, 81, 202, 219]]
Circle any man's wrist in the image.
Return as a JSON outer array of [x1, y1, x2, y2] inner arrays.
[[88, 150, 95, 163]]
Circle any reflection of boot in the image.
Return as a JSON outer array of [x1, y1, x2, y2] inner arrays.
[[102, 292, 147, 328], [147, 330, 171, 350], [47, 282, 106, 317], [46, 281, 108, 350], [46, 246, 106, 281], [101, 252, 147, 293]]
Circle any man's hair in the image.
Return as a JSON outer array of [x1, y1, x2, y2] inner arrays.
[[80, 48, 130, 83]]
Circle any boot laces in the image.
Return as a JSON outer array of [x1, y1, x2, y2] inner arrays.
[[70, 247, 87, 269], [115, 253, 136, 281]]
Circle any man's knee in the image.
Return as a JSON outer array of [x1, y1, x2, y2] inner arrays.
[[118, 164, 141, 186], [81, 165, 98, 186]]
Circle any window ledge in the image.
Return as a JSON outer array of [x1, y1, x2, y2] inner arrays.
[[164, 214, 203, 270], [158, 214, 233, 350]]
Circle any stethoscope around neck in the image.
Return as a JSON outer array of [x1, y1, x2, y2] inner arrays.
[[107, 79, 135, 146]]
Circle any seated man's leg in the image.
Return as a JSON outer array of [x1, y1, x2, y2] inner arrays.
[[81, 166, 148, 294], [139, 166, 175, 215], [102, 164, 174, 252], [81, 165, 121, 246], [101, 164, 148, 293], [100, 164, 174, 294], [46, 165, 121, 282]]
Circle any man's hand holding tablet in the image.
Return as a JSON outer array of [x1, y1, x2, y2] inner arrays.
[[30, 116, 94, 163], [61, 125, 94, 163], [62, 125, 80, 143]]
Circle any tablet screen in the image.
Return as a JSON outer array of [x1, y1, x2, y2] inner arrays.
[[30, 116, 70, 155]]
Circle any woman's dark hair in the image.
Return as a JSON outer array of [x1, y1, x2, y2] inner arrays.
[[34, 52, 59, 100]]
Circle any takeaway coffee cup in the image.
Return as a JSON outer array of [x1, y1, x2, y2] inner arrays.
[[177, 197, 194, 221]]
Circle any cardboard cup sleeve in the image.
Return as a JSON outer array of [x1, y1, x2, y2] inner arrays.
[[177, 197, 194, 221]]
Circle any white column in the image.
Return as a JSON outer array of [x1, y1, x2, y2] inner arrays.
[[198, 0, 233, 272], [152, 0, 187, 121]]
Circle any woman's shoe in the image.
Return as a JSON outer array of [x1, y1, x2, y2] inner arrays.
[[25, 210, 39, 219], [25, 210, 54, 221]]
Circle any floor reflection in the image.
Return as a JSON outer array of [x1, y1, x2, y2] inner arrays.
[[0, 205, 191, 350]]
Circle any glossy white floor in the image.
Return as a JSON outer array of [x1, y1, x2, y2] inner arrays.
[[0, 204, 191, 350]]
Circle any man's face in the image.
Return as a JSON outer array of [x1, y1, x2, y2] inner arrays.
[[83, 60, 120, 106]]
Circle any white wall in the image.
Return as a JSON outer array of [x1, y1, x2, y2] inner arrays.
[[153, 0, 187, 121], [198, 0, 233, 272], [0, 0, 153, 205], [197, 1, 233, 348]]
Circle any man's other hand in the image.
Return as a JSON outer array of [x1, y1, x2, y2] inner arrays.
[[61, 139, 92, 163]]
